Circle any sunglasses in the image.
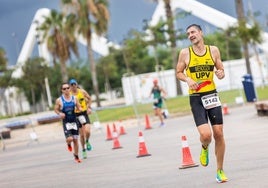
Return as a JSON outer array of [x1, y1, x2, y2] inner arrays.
[[71, 83, 77, 86], [62, 87, 70, 91]]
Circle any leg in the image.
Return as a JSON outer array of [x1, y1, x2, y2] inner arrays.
[[73, 137, 79, 156], [84, 123, 92, 150], [213, 124, 228, 182], [66, 136, 74, 152], [84, 123, 91, 142], [66, 136, 74, 146], [197, 123, 212, 167], [212, 124, 225, 170], [79, 127, 86, 150], [73, 136, 81, 163], [197, 123, 212, 147], [156, 108, 164, 123]]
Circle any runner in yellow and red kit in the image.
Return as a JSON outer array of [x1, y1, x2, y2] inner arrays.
[[69, 79, 92, 159], [177, 24, 228, 183]]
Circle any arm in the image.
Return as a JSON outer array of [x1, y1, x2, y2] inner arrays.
[[211, 46, 225, 80], [74, 97, 83, 112], [54, 98, 65, 119], [160, 87, 167, 98], [176, 48, 199, 90], [176, 48, 189, 82], [81, 89, 92, 114]]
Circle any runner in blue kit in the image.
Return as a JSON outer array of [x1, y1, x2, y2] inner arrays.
[[54, 83, 82, 163]]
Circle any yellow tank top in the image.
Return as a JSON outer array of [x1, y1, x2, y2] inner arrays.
[[71, 89, 87, 112], [186, 45, 216, 94]]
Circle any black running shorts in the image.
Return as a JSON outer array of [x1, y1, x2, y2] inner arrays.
[[189, 90, 223, 126]]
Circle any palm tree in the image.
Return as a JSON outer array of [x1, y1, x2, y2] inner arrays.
[[37, 10, 77, 82], [234, 0, 263, 77], [235, 0, 252, 75], [61, 0, 110, 107]]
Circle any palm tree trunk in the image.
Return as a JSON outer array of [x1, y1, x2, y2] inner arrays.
[[60, 60, 68, 82], [235, 0, 252, 75]]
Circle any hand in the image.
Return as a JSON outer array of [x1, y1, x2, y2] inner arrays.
[[87, 107, 92, 115], [215, 69, 224, 79], [58, 112, 65, 119], [186, 77, 199, 90]]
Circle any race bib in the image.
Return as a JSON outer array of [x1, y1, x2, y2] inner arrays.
[[153, 98, 159, 103], [66, 122, 78, 130], [201, 93, 221, 109], [77, 115, 86, 124]]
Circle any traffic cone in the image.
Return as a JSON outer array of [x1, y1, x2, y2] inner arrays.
[[179, 135, 199, 169], [222, 103, 229, 115], [137, 131, 151, 158], [106, 124, 113, 141], [112, 129, 122, 149], [144, 114, 152, 130], [119, 126, 126, 135], [112, 123, 118, 134]]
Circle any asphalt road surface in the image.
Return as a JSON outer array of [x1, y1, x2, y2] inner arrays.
[[0, 103, 267, 188]]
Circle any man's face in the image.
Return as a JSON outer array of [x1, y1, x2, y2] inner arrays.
[[61, 84, 70, 94], [70, 83, 77, 90], [186, 26, 203, 45]]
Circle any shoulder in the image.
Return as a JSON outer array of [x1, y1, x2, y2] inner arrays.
[[179, 48, 189, 56], [177, 47, 190, 68], [81, 88, 90, 96], [55, 97, 60, 103], [208, 45, 222, 65], [55, 97, 62, 105], [178, 48, 190, 62], [209, 45, 220, 54]]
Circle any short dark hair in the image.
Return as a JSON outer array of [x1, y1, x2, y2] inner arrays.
[[61, 82, 69, 89], [186, 24, 202, 31]]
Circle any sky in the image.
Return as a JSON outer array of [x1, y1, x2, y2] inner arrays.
[[0, 0, 267, 66]]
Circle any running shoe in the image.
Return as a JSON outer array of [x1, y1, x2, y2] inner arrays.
[[159, 122, 165, 127], [82, 149, 87, 159], [67, 144, 72, 152], [200, 145, 209, 166], [162, 112, 167, 119], [86, 141, 92, 151], [74, 154, 81, 163], [216, 169, 228, 183]]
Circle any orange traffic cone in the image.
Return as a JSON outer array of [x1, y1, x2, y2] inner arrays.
[[137, 131, 151, 158], [222, 103, 229, 115], [144, 114, 152, 130], [112, 129, 122, 149], [179, 135, 199, 169], [106, 124, 113, 141], [112, 123, 118, 134], [119, 126, 126, 135]]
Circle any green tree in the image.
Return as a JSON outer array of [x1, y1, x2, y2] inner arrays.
[[97, 54, 119, 93], [61, 0, 110, 107], [17, 57, 50, 112], [204, 30, 242, 61], [122, 30, 155, 74], [37, 10, 78, 82], [0, 47, 8, 72]]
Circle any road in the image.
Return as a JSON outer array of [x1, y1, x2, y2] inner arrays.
[[0, 103, 267, 188]]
